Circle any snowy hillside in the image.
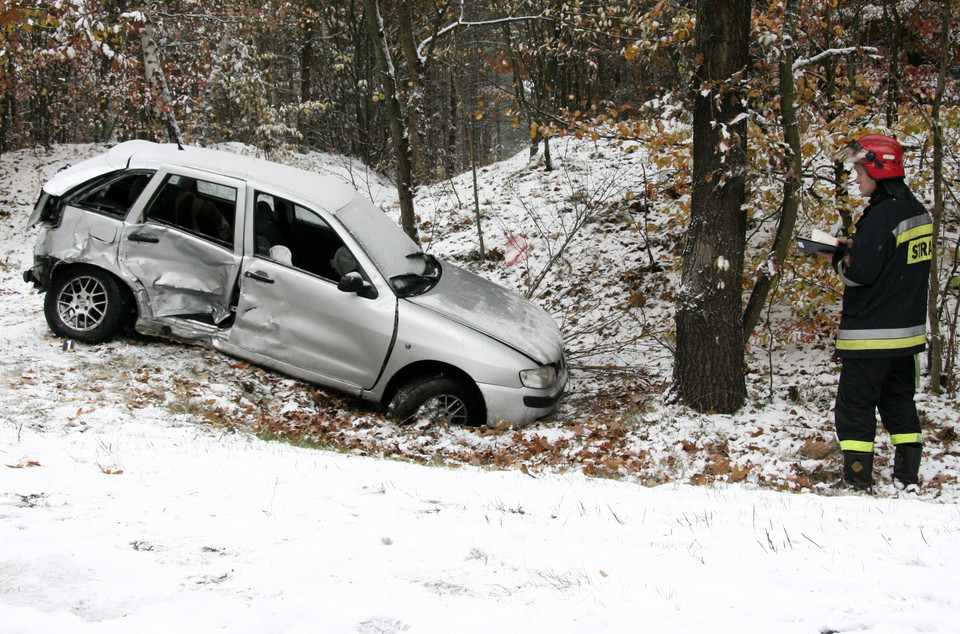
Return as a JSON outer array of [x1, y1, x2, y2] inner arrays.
[[2, 142, 959, 632]]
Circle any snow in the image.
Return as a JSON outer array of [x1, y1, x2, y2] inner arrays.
[[2, 143, 960, 633], [4, 416, 960, 633]]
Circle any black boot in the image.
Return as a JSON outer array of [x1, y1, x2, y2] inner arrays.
[[893, 443, 922, 487], [842, 451, 874, 491]]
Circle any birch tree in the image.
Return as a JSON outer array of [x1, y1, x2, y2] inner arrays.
[[134, 5, 184, 145], [927, 0, 953, 393]]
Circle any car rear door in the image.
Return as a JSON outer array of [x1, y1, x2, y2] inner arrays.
[[216, 193, 396, 393], [118, 166, 245, 323]]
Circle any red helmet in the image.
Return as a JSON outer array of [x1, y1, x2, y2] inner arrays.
[[836, 134, 905, 180]]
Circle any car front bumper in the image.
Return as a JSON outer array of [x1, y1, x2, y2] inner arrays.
[[478, 360, 567, 427]]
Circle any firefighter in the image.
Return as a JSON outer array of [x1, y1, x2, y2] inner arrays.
[[827, 134, 932, 491]]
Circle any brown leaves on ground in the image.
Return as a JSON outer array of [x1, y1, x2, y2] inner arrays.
[[6, 459, 41, 469], [799, 439, 833, 460], [24, 344, 954, 497]]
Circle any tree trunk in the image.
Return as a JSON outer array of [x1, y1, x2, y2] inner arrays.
[[199, 18, 236, 147], [299, 14, 315, 149], [139, 6, 184, 146], [501, 21, 543, 165], [396, 0, 426, 181], [672, 0, 750, 414], [1, 57, 13, 152], [927, 0, 951, 393], [446, 70, 459, 178], [468, 119, 485, 260], [881, 0, 904, 127], [743, 0, 802, 341], [362, 0, 419, 242]]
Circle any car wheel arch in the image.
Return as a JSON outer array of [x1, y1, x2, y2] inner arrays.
[[47, 263, 138, 332], [381, 361, 486, 423]]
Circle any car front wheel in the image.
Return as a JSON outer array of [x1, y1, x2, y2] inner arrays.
[[44, 267, 129, 343], [388, 374, 484, 427]]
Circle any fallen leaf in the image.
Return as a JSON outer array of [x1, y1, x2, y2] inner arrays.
[[799, 439, 832, 460], [728, 464, 751, 482], [6, 460, 41, 469]]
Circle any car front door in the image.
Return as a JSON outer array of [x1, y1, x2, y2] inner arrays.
[[118, 167, 245, 323], [216, 193, 396, 393]]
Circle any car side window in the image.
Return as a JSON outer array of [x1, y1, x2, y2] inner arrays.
[[144, 174, 237, 248], [254, 190, 355, 282], [71, 171, 154, 219]]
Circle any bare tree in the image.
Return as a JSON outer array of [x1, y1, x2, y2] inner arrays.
[[363, 0, 419, 241], [927, 0, 953, 393], [743, 0, 803, 341]]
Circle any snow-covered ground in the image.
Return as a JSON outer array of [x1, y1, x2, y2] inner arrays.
[[2, 143, 959, 633], [5, 414, 960, 633]]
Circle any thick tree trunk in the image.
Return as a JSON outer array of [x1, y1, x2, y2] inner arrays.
[[672, 0, 750, 414], [363, 0, 419, 241]]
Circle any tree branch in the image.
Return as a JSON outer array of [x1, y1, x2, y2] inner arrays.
[[793, 46, 879, 71], [417, 11, 546, 63]]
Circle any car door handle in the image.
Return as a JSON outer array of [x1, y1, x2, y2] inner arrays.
[[128, 232, 160, 243], [244, 270, 275, 284]]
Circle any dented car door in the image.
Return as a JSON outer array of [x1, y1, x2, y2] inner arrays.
[[118, 167, 245, 323], [217, 195, 397, 393]]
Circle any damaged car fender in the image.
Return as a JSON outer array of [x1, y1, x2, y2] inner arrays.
[[26, 141, 567, 427]]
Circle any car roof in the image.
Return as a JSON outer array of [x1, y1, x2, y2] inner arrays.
[[44, 140, 358, 212]]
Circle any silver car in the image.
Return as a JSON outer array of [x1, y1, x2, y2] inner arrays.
[[23, 141, 566, 426]]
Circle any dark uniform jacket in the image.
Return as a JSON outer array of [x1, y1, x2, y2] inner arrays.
[[834, 190, 932, 359]]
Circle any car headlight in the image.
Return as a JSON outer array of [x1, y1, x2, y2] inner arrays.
[[520, 365, 557, 389]]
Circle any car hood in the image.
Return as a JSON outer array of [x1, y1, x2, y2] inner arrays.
[[407, 262, 563, 365]]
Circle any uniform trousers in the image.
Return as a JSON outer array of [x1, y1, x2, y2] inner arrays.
[[835, 355, 921, 451]]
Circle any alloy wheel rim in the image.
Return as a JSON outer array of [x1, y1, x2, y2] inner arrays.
[[417, 394, 469, 426], [58, 276, 108, 332]]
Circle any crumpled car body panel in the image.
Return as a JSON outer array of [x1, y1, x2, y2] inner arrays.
[[217, 255, 397, 393], [26, 141, 567, 426], [118, 224, 240, 323]]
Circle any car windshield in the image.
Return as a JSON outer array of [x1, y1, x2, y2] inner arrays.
[[335, 197, 440, 296]]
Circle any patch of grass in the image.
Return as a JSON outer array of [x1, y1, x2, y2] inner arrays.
[[255, 430, 339, 453]]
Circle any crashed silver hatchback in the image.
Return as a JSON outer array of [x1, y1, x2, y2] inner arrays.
[[24, 141, 566, 427]]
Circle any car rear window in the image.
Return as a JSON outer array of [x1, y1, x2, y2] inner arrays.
[[71, 171, 154, 219]]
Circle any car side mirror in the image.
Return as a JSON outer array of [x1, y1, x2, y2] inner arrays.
[[337, 271, 376, 298]]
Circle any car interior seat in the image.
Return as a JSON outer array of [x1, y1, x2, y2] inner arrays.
[[254, 200, 285, 255], [175, 189, 232, 243]]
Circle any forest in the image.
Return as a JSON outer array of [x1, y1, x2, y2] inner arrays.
[[2, 0, 959, 411]]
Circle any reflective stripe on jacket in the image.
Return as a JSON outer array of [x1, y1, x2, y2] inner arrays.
[[835, 193, 932, 359]]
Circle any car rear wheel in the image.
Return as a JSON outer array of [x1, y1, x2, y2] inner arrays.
[[388, 374, 484, 427], [44, 267, 129, 343]]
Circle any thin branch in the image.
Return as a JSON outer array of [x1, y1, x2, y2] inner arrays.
[[793, 46, 879, 71], [417, 12, 546, 63]]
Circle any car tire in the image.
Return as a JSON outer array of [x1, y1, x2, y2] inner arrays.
[[388, 374, 484, 427], [44, 267, 129, 343]]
